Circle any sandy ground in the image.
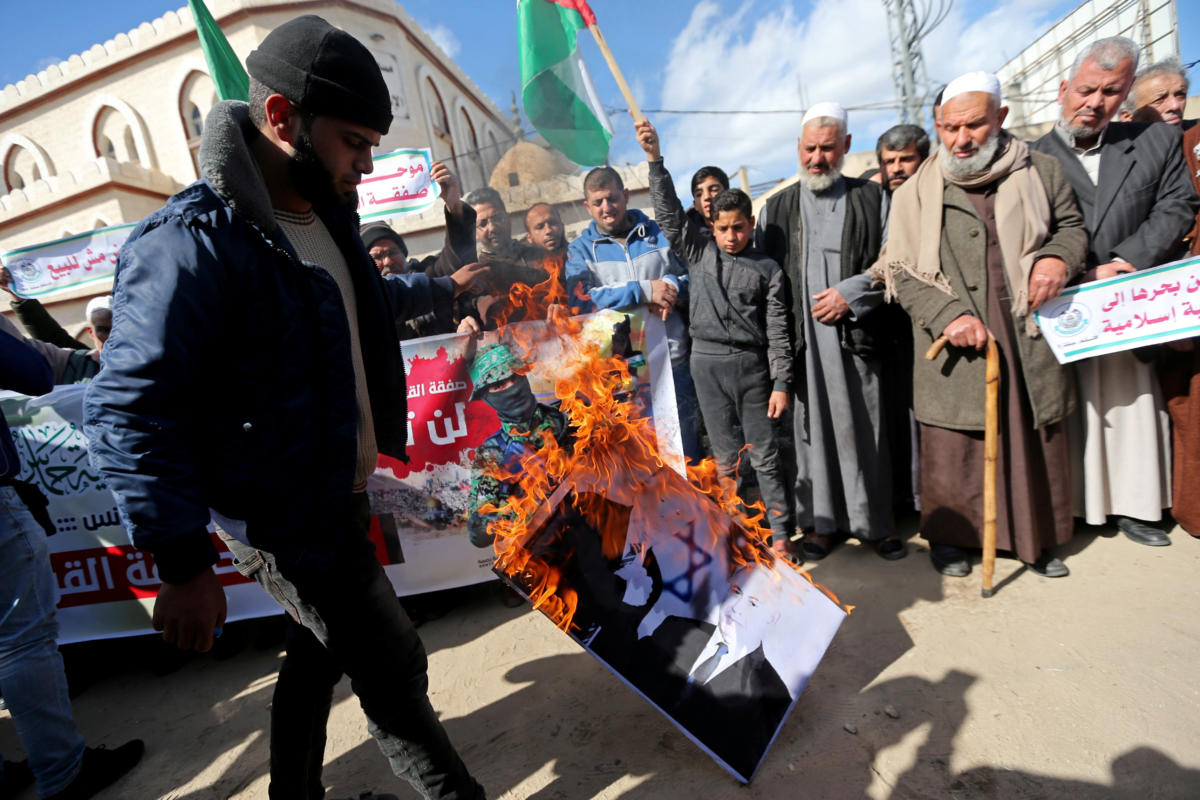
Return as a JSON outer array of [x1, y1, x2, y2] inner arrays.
[[4, 518, 1200, 800]]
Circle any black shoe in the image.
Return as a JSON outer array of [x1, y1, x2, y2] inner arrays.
[[1114, 516, 1170, 547], [801, 532, 841, 561], [873, 537, 908, 561], [44, 740, 144, 800], [1028, 553, 1069, 578], [930, 545, 970, 577], [0, 759, 33, 800]]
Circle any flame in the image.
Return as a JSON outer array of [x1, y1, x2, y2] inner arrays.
[[480, 310, 851, 632], [488, 252, 593, 329]]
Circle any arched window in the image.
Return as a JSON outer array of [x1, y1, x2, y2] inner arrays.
[[422, 76, 455, 163], [94, 106, 138, 163], [179, 71, 216, 177], [458, 106, 481, 187], [482, 129, 502, 180], [4, 146, 40, 193]]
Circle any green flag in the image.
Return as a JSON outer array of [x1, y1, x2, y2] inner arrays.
[[188, 0, 249, 101], [518, 0, 613, 167]]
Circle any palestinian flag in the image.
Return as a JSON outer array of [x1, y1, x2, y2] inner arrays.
[[518, 0, 613, 166]]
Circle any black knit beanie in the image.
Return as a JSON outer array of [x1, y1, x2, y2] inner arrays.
[[360, 223, 408, 257], [246, 15, 392, 134]]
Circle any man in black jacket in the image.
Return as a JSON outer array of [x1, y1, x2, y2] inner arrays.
[[84, 16, 485, 800], [758, 102, 901, 562]]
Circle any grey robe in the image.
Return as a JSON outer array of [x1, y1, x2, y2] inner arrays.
[[793, 180, 894, 539]]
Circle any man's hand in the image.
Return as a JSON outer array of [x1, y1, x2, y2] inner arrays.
[[943, 313, 990, 350], [153, 567, 227, 653], [635, 119, 661, 161], [431, 161, 462, 216], [1096, 261, 1136, 280], [449, 262, 490, 296], [811, 288, 850, 324], [649, 279, 677, 321], [0, 266, 17, 299], [1028, 256, 1069, 310], [767, 390, 789, 418], [456, 316, 481, 335]]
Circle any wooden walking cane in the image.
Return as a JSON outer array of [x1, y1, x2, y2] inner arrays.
[[925, 334, 1000, 597]]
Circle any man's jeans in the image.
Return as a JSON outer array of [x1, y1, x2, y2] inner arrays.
[[0, 485, 85, 796], [221, 494, 484, 800]]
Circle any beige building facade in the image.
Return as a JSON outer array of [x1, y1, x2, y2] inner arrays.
[[0, 0, 517, 331]]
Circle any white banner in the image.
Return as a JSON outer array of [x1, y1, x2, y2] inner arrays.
[[0, 223, 135, 299], [356, 147, 440, 222], [1034, 255, 1200, 363]]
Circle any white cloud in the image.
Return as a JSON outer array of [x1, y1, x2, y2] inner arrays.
[[646, 0, 1070, 194], [424, 23, 461, 60]]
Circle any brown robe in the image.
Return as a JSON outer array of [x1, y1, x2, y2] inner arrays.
[[920, 187, 1074, 563], [1158, 124, 1200, 536]]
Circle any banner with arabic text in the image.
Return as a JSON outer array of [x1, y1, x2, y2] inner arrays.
[[0, 223, 135, 299], [357, 147, 440, 222], [1035, 255, 1200, 363]]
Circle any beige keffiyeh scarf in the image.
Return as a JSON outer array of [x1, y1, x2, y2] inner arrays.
[[873, 132, 1050, 336]]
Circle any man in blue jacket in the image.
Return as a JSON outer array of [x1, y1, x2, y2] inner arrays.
[[83, 16, 485, 800], [564, 167, 700, 461]]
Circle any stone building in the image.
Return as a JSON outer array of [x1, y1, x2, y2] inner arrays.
[[0, 0, 517, 333]]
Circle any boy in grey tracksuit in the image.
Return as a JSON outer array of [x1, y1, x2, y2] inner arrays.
[[636, 120, 797, 557]]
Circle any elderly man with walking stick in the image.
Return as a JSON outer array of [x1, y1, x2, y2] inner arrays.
[[873, 71, 1086, 580]]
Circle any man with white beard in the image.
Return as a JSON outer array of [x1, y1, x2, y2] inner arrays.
[[758, 103, 902, 562], [875, 71, 1087, 577]]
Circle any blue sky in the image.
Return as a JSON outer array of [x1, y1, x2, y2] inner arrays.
[[2, 0, 1197, 190]]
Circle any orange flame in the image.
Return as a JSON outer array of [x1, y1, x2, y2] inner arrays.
[[489, 253, 575, 329]]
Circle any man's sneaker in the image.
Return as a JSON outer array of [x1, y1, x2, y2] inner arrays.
[[44, 740, 144, 800]]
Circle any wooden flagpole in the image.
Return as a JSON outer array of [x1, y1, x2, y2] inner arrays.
[[586, 22, 644, 124]]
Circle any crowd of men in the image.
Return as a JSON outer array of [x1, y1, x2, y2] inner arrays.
[[1, 14, 1198, 800]]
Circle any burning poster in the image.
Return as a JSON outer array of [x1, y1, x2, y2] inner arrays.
[[473, 311, 849, 782]]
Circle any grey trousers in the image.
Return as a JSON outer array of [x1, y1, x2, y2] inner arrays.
[[690, 347, 793, 541]]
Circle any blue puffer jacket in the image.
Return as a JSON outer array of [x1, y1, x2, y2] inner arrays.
[[84, 102, 448, 582], [565, 208, 690, 365]]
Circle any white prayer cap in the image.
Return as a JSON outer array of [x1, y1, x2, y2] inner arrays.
[[801, 101, 848, 129], [85, 295, 112, 319], [942, 71, 1002, 104]]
